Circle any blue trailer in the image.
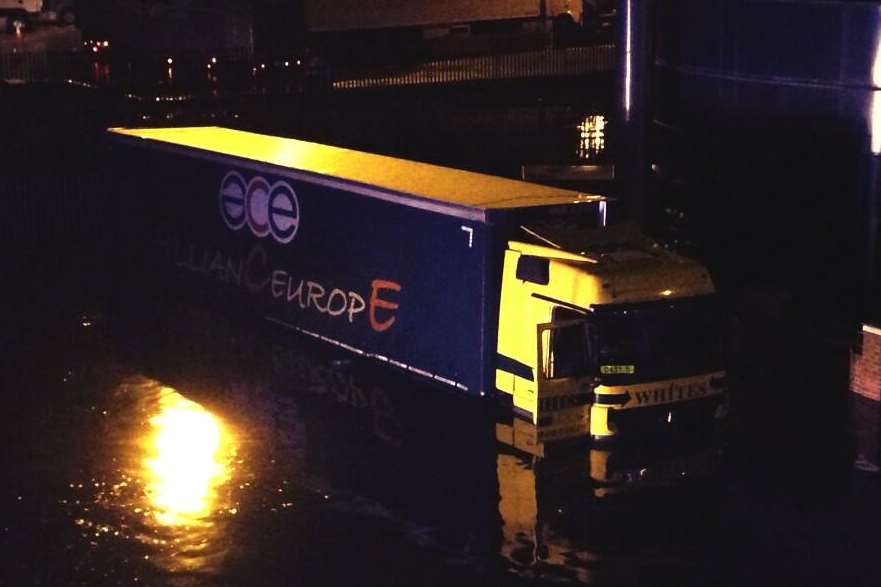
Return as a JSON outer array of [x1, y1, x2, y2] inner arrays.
[[110, 126, 726, 445]]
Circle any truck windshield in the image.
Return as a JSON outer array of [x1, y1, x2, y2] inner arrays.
[[589, 295, 724, 384]]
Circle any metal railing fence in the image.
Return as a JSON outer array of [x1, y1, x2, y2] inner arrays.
[[332, 44, 615, 89], [1, 43, 614, 91]]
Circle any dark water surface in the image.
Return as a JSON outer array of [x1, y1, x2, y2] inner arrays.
[[2, 264, 880, 587]]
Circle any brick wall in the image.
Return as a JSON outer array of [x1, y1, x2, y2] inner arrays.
[[851, 324, 881, 402], [851, 325, 881, 468]]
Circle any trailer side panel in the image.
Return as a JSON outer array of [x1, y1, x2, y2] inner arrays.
[[116, 145, 492, 395]]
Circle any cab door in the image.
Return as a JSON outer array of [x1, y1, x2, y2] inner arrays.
[[535, 318, 595, 441]]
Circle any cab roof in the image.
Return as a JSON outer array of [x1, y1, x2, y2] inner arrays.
[[108, 126, 603, 218]]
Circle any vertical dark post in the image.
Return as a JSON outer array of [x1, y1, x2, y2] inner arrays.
[[852, 147, 881, 470], [861, 79, 881, 329], [864, 155, 881, 328], [616, 0, 654, 225]]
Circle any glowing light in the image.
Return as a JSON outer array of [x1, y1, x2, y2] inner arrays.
[[660, 289, 673, 296], [211, 57, 217, 64], [143, 391, 232, 526], [871, 6, 881, 154], [284, 61, 289, 67], [167, 57, 173, 65], [624, 0, 632, 119], [103, 41, 109, 48]]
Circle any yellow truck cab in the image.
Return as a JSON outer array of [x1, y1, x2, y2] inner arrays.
[[496, 222, 728, 444]]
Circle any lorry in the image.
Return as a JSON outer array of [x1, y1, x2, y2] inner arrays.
[[301, 0, 616, 62], [0, 0, 42, 16], [0, 0, 42, 32], [304, 0, 590, 36], [299, 1, 618, 66], [109, 125, 727, 444]]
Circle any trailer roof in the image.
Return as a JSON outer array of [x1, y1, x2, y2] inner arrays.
[[109, 127, 603, 217]]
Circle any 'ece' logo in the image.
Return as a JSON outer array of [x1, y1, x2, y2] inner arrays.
[[219, 171, 300, 244]]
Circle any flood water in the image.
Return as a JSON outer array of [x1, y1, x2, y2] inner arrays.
[[2, 74, 880, 585], [3, 264, 880, 587]]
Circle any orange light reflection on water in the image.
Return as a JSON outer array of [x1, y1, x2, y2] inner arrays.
[[143, 390, 235, 527]]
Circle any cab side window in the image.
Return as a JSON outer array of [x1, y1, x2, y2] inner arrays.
[[546, 307, 591, 379]]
